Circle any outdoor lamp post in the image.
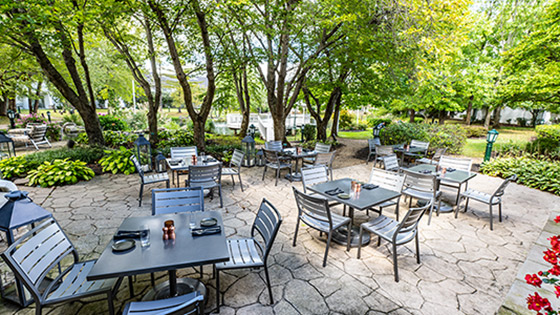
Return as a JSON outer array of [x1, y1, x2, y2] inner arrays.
[[484, 129, 499, 162], [46, 111, 51, 122], [0, 191, 52, 306], [301, 124, 305, 142], [0, 132, 16, 159], [372, 122, 385, 146], [6, 110, 15, 129], [155, 151, 167, 173], [249, 124, 256, 138], [134, 134, 152, 172], [241, 135, 255, 167]]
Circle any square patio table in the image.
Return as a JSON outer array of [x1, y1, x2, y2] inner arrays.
[[393, 144, 427, 165], [88, 211, 228, 300], [282, 148, 317, 181], [167, 155, 220, 187], [407, 164, 477, 211], [308, 178, 401, 246]]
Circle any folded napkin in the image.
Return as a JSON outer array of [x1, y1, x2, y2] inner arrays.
[[325, 188, 344, 196], [362, 184, 378, 190], [192, 226, 222, 236], [113, 230, 148, 241], [447, 168, 456, 172], [420, 170, 432, 174]]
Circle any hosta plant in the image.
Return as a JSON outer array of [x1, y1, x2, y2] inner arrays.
[[0, 156, 32, 179], [99, 146, 135, 175], [27, 159, 95, 187]]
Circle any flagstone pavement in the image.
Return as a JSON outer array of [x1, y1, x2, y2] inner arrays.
[[0, 163, 558, 315]]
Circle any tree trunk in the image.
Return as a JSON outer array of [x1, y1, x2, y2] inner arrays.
[[330, 96, 341, 141], [79, 104, 104, 145], [271, 109, 286, 142], [234, 66, 251, 138], [192, 119, 206, 149], [492, 106, 502, 127], [240, 109, 250, 138], [27, 87, 33, 112], [32, 81, 43, 113], [8, 97, 16, 112], [438, 111, 446, 125], [483, 106, 492, 129], [316, 120, 328, 141], [465, 95, 474, 125], [409, 109, 416, 123], [0, 93, 7, 116]]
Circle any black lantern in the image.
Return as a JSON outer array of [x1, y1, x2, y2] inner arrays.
[[6, 110, 15, 129], [0, 191, 52, 306], [0, 132, 16, 159], [484, 129, 499, 162], [134, 134, 152, 172], [255, 149, 265, 167], [46, 111, 51, 122], [372, 122, 385, 146], [249, 124, 256, 138], [241, 135, 255, 167], [155, 151, 167, 173]]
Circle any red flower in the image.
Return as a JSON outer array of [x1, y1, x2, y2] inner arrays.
[[550, 265, 560, 276], [544, 250, 558, 265], [555, 216, 560, 223], [550, 236, 560, 253], [526, 274, 543, 287], [527, 292, 552, 312]]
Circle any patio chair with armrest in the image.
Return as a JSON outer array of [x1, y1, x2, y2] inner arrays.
[[170, 146, 198, 185], [0, 218, 123, 315], [262, 149, 292, 186], [403, 140, 429, 165], [367, 168, 405, 220], [186, 163, 223, 208], [438, 156, 473, 204], [265, 140, 283, 151], [381, 154, 400, 172], [215, 199, 282, 312], [313, 150, 336, 181], [123, 291, 204, 315], [8, 124, 51, 150], [456, 174, 517, 230], [416, 147, 447, 165], [131, 155, 170, 207], [221, 149, 245, 191], [303, 142, 331, 165], [401, 169, 441, 225], [357, 199, 433, 282]]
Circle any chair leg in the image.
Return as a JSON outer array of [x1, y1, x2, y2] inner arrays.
[[275, 168, 279, 186], [293, 217, 300, 247], [499, 202, 503, 222], [219, 186, 223, 208], [216, 268, 220, 313], [231, 174, 235, 187], [238, 174, 244, 192], [262, 166, 267, 180], [395, 202, 400, 221], [324, 231, 332, 267], [138, 184, 144, 207], [455, 184, 462, 205], [35, 305, 42, 315], [489, 204, 494, 231], [464, 198, 470, 213], [415, 233, 421, 264], [107, 292, 115, 315], [346, 222, 351, 252], [200, 265, 203, 278], [264, 265, 274, 304], [151, 272, 155, 286], [427, 201, 434, 225], [392, 243, 399, 282], [128, 276, 134, 298], [166, 180, 170, 188]]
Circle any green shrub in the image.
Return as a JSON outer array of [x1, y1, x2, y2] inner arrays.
[[205, 120, 216, 133], [204, 144, 243, 162], [339, 110, 355, 130], [495, 140, 526, 157], [516, 117, 528, 127], [366, 117, 392, 128], [206, 134, 242, 146], [158, 130, 195, 150], [380, 123, 428, 146], [75, 131, 135, 148], [25, 146, 104, 165], [27, 159, 95, 187], [525, 137, 560, 156], [380, 123, 466, 154], [536, 125, 560, 142], [464, 125, 487, 138], [302, 124, 316, 142], [99, 114, 129, 131], [75, 132, 88, 145], [99, 146, 135, 175], [0, 156, 32, 179], [481, 157, 560, 196]]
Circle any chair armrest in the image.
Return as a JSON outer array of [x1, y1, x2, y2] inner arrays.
[[7, 128, 31, 136]]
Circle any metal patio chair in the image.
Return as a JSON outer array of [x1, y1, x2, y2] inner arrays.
[[0, 218, 123, 315], [381, 154, 401, 172], [186, 163, 223, 208], [131, 155, 170, 207], [401, 169, 441, 225], [438, 156, 473, 204], [123, 291, 204, 315], [152, 187, 204, 215], [417, 148, 447, 165], [292, 187, 351, 267], [357, 200, 432, 282], [221, 149, 245, 191], [262, 149, 292, 186], [403, 140, 429, 165], [170, 146, 198, 159], [367, 168, 405, 220], [265, 140, 283, 151], [303, 142, 332, 165], [215, 199, 282, 312], [313, 150, 336, 181], [456, 174, 517, 230]]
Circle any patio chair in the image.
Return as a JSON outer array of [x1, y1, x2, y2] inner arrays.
[[123, 291, 204, 315], [61, 122, 83, 140], [313, 150, 336, 181], [8, 123, 51, 150], [369, 144, 393, 166], [438, 156, 473, 204], [152, 187, 204, 215], [186, 163, 223, 208], [170, 146, 198, 159], [367, 168, 405, 220], [292, 187, 351, 267], [262, 149, 292, 186], [131, 155, 170, 207], [265, 140, 283, 151], [303, 142, 331, 165], [221, 149, 245, 191], [357, 199, 432, 282], [416, 148, 447, 165], [401, 169, 441, 225], [403, 140, 429, 165], [0, 218, 123, 315], [215, 199, 282, 312], [381, 154, 400, 172], [456, 174, 517, 230]]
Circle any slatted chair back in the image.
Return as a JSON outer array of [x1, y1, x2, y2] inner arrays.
[[314, 151, 335, 167], [301, 165, 329, 193], [439, 156, 472, 172], [230, 149, 244, 168], [27, 124, 48, 143], [265, 141, 283, 151], [493, 174, 517, 199], [410, 140, 430, 152], [395, 199, 432, 241], [123, 291, 204, 315], [382, 154, 400, 172], [376, 145, 394, 157], [188, 164, 222, 186], [432, 148, 447, 161], [171, 147, 198, 159], [131, 155, 145, 178], [1, 218, 77, 304], [368, 139, 376, 154], [152, 187, 204, 215], [369, 168, 404, 192], [402, 169, 437, 195], [292, 187, 332, 229], [314, 142, 331, 153], [250, 199, 282, 264], [263, 149, 281, 164]]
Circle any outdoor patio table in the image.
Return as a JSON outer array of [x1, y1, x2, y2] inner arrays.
[[308, 178, 401, 247], [87, 211, 228, 301], [166, 155, 220, 187], [393, 144, 427, 165], [407, 164, 477, 212], [282, 148, 317, 181]]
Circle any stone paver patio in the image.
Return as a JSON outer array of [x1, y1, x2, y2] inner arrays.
[[1, 163, 558, 314]]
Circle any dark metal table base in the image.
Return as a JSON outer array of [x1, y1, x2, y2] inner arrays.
[[417, 200, 454, 213], [142, 277, 207, 302], [285, 173, 302, 182], [331, 226, 370, 247]]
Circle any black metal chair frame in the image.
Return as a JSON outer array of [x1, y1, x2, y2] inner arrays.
[[221, 148, 245, 191], [262, 149, 293, 186], [186, 163, 223, 208], [131, 155, 170, 207]]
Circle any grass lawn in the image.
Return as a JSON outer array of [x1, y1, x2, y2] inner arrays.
[[462, 126, 536, 158]]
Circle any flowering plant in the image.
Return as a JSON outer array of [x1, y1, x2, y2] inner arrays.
[[14, 113, 47, 128], [525, 215, 560, 314]]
